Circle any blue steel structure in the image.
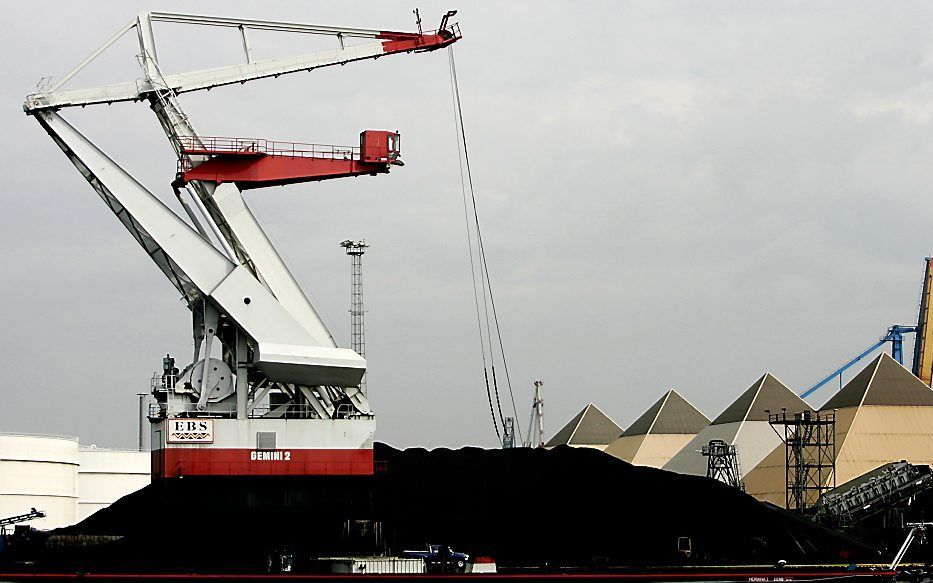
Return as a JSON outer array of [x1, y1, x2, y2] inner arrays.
[[800, 325, 917, 399]]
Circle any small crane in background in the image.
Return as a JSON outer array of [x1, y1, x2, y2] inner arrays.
[[801, 324, 917, 399], [802, 257, 933, 399]]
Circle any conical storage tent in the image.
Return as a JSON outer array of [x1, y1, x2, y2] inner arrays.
[[663, 373, 810, 479], [744, 353, 933, 506], [605, 389, 709, 468], [545, 403, 623, 451]]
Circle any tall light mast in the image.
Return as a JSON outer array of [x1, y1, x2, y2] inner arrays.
[[526, 380, 544, 448], [341, 239, 369, 395]]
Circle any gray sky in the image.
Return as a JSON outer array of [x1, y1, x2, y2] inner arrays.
[[3, 1, 933, 449]]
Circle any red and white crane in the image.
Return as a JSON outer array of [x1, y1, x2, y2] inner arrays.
[[24, 9, 460, 478]]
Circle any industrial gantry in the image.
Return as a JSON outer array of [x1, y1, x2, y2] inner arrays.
[[24, 10, 459, 478]]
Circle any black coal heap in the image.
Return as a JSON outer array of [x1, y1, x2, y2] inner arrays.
[[28, 444, 877, 571]]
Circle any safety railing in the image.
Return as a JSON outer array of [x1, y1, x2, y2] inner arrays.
[[148, 402, 165, 420], [164, 401, 236, 419], [248, 403, 322, 419], [420, 20, 460, 42], [150, 402, 373, 421], [152, 403, 239, 418], [151, 372, 178, 393], [177, 135, 359, 162], [443, 23, 462, 40]]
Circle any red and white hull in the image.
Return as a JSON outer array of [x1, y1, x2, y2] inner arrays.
[[150, 417, 375, 478]]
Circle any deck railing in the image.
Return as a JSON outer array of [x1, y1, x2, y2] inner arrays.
[[177, 135, 359, 161]]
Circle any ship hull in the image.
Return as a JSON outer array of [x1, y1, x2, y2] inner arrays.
[[151, 447, 373, 477], [150, 416, 375, 478]]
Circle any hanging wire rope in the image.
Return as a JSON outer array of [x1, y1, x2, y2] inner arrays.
[[448, 48, 499, 442], [448, 46, 522, 444]]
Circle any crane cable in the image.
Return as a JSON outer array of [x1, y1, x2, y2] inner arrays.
[[448, 46, 522, 444], [448, 47, 498, 441]]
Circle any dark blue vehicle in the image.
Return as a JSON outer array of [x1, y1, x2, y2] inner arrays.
[[402, 544, 470, 573]]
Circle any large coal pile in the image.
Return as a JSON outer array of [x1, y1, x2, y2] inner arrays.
[[7, 444, 878, 572], [372, 445, 875, 567]]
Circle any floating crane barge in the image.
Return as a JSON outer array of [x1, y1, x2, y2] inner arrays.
[[24, 10, 458, 480]]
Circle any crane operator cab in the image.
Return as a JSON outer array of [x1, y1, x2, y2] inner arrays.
[[360, 130, 403, 166]]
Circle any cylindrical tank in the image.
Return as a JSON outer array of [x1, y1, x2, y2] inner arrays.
[[76, 447, 150, 522], [0, 433, 79, 530]]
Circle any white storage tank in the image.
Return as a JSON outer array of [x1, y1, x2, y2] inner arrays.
[[0, 433, 79, 530], [77, 447, 150, 522]]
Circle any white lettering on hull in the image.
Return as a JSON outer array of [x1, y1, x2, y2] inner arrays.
[[250, 450, 292, 461]]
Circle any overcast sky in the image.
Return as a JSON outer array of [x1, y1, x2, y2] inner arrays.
[[3, 1, 933, 449]]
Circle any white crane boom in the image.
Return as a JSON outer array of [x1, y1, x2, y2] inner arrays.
[[25, 11, 459, 112], [24, 10, 458, 353], [35, 110, 365, 388]]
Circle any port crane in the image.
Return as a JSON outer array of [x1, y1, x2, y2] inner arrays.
[[25, 10, 460, 477], [801, 324, 917, 398], [802, 257, 933, 398]]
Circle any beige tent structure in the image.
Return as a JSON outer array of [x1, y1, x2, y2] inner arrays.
[[545, 403, 623, 451], [605, 389, 709, 468], [663, 373, 810, 478], [745, 353, 933, 506]]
